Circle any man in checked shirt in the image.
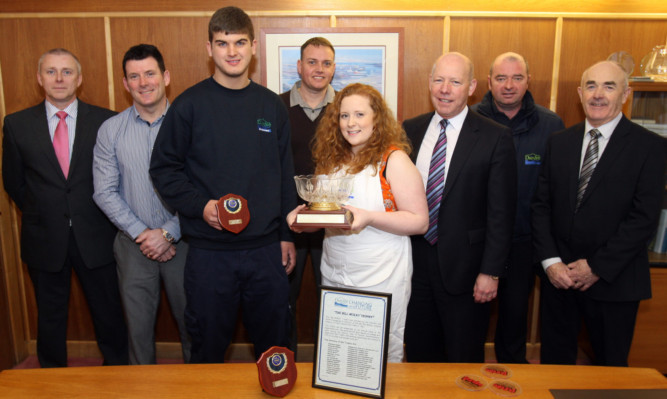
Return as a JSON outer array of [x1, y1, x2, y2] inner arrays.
[[93, 44, 191, 364]]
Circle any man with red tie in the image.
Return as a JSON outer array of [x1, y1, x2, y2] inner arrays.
[[2, 48, 127, 367]]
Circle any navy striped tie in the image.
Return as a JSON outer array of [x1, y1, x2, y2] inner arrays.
[[424, 119, 448, 245], [576, 128, 601, 212]]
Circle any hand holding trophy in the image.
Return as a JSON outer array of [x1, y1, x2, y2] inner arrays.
[[291, 174, 354, 229]]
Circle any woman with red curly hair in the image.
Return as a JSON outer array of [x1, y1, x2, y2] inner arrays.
[[288, 83, 428, 362]]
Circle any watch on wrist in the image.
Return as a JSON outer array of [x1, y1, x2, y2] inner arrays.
[[162, 229, 175, 243], [490, 275, 499, 280]]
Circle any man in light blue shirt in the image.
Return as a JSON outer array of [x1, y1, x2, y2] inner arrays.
[[93, 44, 190, 364]]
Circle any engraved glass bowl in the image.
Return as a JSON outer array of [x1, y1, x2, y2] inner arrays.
[[294, 175, 354, 211]]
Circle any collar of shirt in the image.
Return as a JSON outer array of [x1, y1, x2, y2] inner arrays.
[[415, 107, 469, 188], [580, 111, 623, 166], [435, 106, 468, 136], [45, 98, 78, 123], [130, 100, 170, 127], [45, 99, 78, 146], [584, 111, 622, 141], [289, 81, 335, 121]]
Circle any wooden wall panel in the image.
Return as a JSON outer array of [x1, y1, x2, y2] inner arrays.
[[557, 19, 667, 127], [0, 18, 110, 114], [1, 0, 666, 13], [0, 251, 15, 370], [629, 268, 667, 373], [336, 17, 444, 121], [449, 17, 557, 110]]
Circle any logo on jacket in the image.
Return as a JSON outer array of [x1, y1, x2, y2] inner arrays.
[[257, 118, 272, 133], [524, 153, 541, 165]]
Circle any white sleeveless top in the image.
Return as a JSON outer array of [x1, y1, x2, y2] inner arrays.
[[320, 164, 412, 287]]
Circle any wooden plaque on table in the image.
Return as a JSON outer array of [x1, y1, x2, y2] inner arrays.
[[257, 346, 296, 397]]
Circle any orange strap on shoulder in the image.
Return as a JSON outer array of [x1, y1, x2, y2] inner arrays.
[[380, 146, 399, 212]]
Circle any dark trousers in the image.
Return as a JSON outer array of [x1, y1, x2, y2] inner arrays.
[[405, 239, 490, 363], [287, 231, 323, 354], [539, 273, 639, 366], [184, 242, 290, 363], [494, 240, 535, 363], [28, 231, 128, 367]]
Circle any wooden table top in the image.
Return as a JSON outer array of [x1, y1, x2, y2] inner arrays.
[[1, 362, 665, 398]]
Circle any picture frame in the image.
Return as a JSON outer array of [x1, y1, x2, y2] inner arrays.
[[312, 285, 391, 399], [260, 27, 404, 120]]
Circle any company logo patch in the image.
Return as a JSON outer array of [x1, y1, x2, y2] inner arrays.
[[525, 153, 541, 165], [257, 118, 272, 133]]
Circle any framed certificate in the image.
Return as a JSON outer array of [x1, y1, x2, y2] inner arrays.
[[312, 286, 391, 398]]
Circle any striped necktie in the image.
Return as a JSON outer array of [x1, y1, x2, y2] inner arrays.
[[424, 119, 448, 245], [576, 128, 601, 212]]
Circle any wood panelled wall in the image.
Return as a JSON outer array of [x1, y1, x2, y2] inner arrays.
[[0, 4, 666, 367], [1, 0, 666, 13]]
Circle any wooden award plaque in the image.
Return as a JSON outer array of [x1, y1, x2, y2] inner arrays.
[[256, 346, 296, 397]]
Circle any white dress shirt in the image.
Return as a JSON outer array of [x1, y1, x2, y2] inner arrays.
[[415, 106, 469, 189]]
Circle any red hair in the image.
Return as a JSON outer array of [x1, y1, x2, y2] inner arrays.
[[312, 83, 410, 175]]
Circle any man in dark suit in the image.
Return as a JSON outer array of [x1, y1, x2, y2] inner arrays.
[[532, 60, 666, 366], [2, 48, 128, 367], [403, 52, 517, 362]]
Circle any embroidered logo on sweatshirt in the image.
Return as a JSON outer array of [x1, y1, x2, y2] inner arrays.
[[257, 118, 272, 133], [524, 153, 541, 165]]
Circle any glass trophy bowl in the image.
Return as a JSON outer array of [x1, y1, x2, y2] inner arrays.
[[293, 174, 354, 228], [294, 174, 354, 210]]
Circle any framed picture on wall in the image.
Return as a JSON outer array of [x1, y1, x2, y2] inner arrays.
[[260, 27, 404, 120]]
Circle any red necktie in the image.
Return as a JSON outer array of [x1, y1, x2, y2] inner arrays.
[[54, 111, 70, 178]]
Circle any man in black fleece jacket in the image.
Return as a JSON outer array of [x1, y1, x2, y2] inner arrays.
[[471, 52, 564, 364], [150, 6, 297, 363]]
